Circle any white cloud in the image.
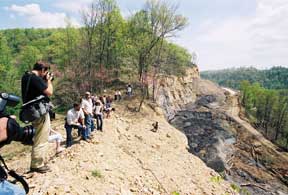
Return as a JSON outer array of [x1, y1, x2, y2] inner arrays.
[[53, 0, 92, 13], [174, 0, 288, 70], [6, 3, 80, 28], [7, 4, 41, 16]]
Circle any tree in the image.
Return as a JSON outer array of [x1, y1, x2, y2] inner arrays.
[[0, 33, 12, 66], [0, 33, 19, 98], [128, 0, 187, 110], [17, 45, 42, 74], [272, 94, 288, 141], [81, 0, 125, 92]]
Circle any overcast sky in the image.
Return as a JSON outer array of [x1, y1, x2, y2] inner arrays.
[[0, 0, 287, 71]]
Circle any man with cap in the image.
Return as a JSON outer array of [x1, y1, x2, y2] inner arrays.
[[81, 92, 94, 138], [21, 61, 53, 173]]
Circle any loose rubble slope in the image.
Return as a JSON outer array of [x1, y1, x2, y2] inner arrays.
[[2, 99, 236, 195]]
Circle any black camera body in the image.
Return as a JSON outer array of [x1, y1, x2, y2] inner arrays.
[[0, 93, 35, 147], [47, 72, 54, 81]]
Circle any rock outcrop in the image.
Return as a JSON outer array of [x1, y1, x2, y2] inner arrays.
[[155, 66, 225, 120]]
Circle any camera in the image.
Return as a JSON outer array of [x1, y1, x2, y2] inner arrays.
[[0, 92, 35, 147], [0, 93, 20, 113], [46, 72, 54, 81]]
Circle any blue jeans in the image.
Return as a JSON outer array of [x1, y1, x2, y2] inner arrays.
[[91, 117, 95, 132], [65, 123, 87, 147], [96, 114, 103, 131], [0, 180, 26, 195], [85, 114, 93, 136]]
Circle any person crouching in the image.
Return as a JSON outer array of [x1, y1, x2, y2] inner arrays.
[[65, 103, 89, 147]]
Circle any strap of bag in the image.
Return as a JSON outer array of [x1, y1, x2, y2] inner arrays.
[[23, 72, 32, 103], [0, 155, 29, 193]]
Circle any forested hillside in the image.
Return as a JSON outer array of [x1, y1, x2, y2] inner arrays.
[[201, 67, 288, 90], [240, 81, 288, 149], [0, 0, 193, 111], [201, 67, 288, 149]]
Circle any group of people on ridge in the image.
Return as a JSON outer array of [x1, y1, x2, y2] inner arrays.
[[19, 61, 129, 174], [0, 57, 134, 194], [65, 91, 113, 147]]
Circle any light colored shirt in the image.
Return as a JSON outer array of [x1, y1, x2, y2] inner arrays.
[[66, 108, 84, 125], [127, 87, 132, 93], [94, 105, 102, 115], [81, 98, 93, 114]]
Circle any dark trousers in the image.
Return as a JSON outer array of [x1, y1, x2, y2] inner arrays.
[[65, 123, 87, 147], [96, 114, 103, 131]]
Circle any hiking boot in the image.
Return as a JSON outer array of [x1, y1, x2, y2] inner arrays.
[[84, 139, 91, 143], [30, 165, 51, 173]]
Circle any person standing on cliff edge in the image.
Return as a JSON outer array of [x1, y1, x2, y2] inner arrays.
[[21, 61, 53, 173]]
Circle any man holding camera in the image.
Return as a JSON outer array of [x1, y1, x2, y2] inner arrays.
[[0, 93, 34, 194], [0, 118, 26, 194], [21, 61, 53, 173]]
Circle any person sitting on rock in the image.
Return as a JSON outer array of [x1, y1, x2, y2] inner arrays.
[[65, 103, 88, 147], [48, 128, 65, 154], [104, 96, 113, 118]]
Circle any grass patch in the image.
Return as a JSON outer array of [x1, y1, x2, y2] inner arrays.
[[91, 169, 102, 178], [210, 175, 223, 184], [231, 183, 250, 195]]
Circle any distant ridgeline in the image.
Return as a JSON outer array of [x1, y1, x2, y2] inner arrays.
[[201, 67, 288, 90]]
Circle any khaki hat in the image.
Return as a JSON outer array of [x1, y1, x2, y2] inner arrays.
[[85, 91, 91, 95]]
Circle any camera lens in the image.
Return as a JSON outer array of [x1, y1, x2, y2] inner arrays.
[[21, 125, 35, 145], [1, 93, 9, 99]]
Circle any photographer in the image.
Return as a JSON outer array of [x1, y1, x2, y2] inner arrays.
[[0, 117, 27, 195], [0, 92, 35, 194], [21, 61, 53, 173]]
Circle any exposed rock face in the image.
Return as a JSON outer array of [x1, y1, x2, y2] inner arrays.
[[155, 67, 288, 195], [170, 108, 236, 173], [155, 66, 225, 120]]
